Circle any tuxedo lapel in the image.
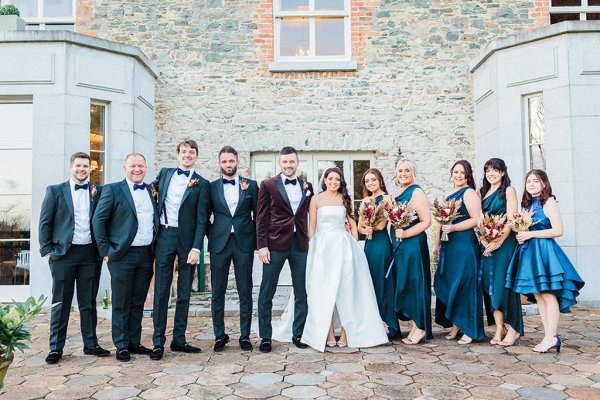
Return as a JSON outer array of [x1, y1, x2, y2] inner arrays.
[[119, 180, 136, 215], [297, 178, 307, 213], [232, 182, 244, 216], [216, 178, 231, 216], [61, 181, 75, 219], [274, 176, 293, 213], [181, 171, 199, 206], [161, 168, 177, 205], [88, 185, 95, 219]]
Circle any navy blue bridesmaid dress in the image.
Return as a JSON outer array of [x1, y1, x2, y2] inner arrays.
[[434, 187, 485, 341], [390, 184, 432, 339], [506, 196, 584, 312], [364, 194, 399, 338], [481, 189, 523, 335]]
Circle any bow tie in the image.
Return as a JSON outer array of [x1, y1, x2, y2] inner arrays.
[[74, 183, 89, 191], [177, 168, 190, 177], [222, 178, 236, 186], [285, 178, 297, 186], [133, 183, 147, 191]]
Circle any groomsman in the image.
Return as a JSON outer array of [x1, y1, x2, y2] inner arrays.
[[39, 152, 109, 364], [208, 146, 258, 352], [92, 153, 158, 362], [150, 140, 209, 360], [256, 146, 313, 353]]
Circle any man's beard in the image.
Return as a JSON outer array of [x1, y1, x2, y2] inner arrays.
[[221, 166, 238, 177]]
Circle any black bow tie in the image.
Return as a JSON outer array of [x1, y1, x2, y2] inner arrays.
[[222, 178, 236, 186], [133, 183, 147, 191], [177, 168, 190, 177], [285, 178, 297, 186], [74, 183, 89, 191]]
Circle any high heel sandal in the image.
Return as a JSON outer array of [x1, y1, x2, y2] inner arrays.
[[336, 340, 347, 348], [457, 335, 473, 345], [533, 335, 561, 353], [326, 340, 337, 347], [490, 326, 507, 345], [445, 329, 460, 340], [498, 332, 521, 347], [405, 331, 426, 345]]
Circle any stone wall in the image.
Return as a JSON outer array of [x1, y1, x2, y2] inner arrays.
[[77, 0, 547, 196]]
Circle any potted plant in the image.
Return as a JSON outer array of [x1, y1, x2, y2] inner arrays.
[[0, 5, 25, 31], [0, 296, 47, 391]]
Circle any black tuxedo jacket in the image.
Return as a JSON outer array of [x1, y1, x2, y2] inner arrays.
[[208, 177, 258, 254], [151, 168, 210, 251], [92, 180, 159, 261], [39, 181, 103, 260]]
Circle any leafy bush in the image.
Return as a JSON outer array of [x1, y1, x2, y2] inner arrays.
[[0, 5, 20, 16], [0, 296, 47, 360]]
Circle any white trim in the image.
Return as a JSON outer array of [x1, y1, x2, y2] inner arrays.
[[90, 101, 108, 185], [549, 0, 600, 21], [8, 0, 76, 30], [523, 92, 546, 171], [269, 60, 357, 71]]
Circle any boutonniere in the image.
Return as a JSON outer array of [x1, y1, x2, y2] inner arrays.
[[302, 181, 311, 196], [240, 178, 249, 193], [150, 184, 159, 202], [90, 185, 97, 201], [187, 178, 199, 189]]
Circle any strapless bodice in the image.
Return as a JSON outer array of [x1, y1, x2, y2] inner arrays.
[[316, 206, 347, 233]]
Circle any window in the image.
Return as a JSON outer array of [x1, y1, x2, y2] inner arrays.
[[270, 0, 357, 71], [7, 0, 75, 31], [526, 94, 545, 170], [549, 0, 600, 23], [90, 102, 106, 185], [0, 102, 32, 287]]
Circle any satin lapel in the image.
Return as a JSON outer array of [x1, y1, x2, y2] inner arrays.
[[275, 177, 293, 213], [120, 180, 136, 215], [181, 171, 199, 206], [297, 178, 307, 213], [88, 185, 94, 219], [61, 181, 75, 219], [216, 179, 231, 216], [161, 168, 177, 206], [146, 185, 159, 228], [232, 181, 244, 216]]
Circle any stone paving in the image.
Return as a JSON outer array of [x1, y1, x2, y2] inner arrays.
[[2, 306, 600, 399]]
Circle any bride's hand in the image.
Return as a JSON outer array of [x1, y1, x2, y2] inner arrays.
[[344, 220, 352, 233]]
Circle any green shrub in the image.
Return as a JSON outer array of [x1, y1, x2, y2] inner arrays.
[[0, 5, 20, 16]]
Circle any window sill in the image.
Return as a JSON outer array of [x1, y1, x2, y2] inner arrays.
[[268, 60, 357, 72]]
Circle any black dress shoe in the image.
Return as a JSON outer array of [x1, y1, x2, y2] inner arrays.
[[128, 344, 152, 355], [213, 334, 230, 352], [83, 345, 110, 357], [292, 335, 309, 349], [239, 336, 253, 351], [259, 339, 272, 353], [170, 342, 201, 353], [150, 345, 164, 361], [45, 350, 63, 364], [116, 349, 131, 362]]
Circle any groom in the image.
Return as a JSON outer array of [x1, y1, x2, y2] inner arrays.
[[256, 146, 313, 353]]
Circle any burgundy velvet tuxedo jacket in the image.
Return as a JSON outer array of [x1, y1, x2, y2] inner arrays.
[[256, 173, 313, 252]]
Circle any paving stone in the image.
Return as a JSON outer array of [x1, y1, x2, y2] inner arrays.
[[185, 384, 234, 399], [281, 386, 327, 399], [0, 387, 50, 400], [407, 361, 449, 373], [546, 374, 594, 387], [372, 384, 422, 399], [369, 372, 413, 385], [469, 385, 518, 399], [516, 386, 568, 400], [326, 372, 368, 385], [67, 374, 111, 387], [195, 372, 241, 386], [239, 372, 283, 385], [80, 365, 123, 376], [326, 362, 365, 373], [500, 383, 522, 391], [140, 386, 189, 399], [93, 386, 142, 400], [421, 385, 471, 399], [243, 361, 285, 373], [109, 373, 155, 386], [327, 385, 374, 399], [365, 362, 406, 373], [449, 362, 491, 374], [531, 363, 575, 375], [153, 374, 197, 386], [565, 386, 600, 399], [203, 363, 244, 374], [45, 386, 98, 400], [230, 382, 288, 398], [283, 373, 326, 385], [457, 373, 503, 386], [284, 362, 326, 374], [573, 364, 600, 374], [23, 375, 68, 387], [162, 365, 204, 375], [412, 372, 458, 386]]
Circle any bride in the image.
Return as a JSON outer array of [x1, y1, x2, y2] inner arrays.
[[272, 167, 388, 351]]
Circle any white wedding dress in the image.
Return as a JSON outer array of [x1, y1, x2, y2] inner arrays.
[[272, 206, 388, 352]]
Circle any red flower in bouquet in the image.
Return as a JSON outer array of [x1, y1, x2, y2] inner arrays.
[[358, 198, 386, 240], [475, 212, 507, 252], [432, 197, 463, 241], [384, 199, 417, 242]]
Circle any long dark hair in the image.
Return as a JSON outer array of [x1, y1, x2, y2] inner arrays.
[[361, 168, 388, 198], [321, 167, 353, 218], [522, 169, 556, 208], [481, 158, 511, 200], [450, 160, 476, 190]]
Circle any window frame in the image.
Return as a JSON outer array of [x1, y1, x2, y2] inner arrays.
[[524, 93, 546, 171], [7, 0, 76, 31], [273, 0, 352, 63], [90, 101, 108, 186], [549, 0, 600, 21]]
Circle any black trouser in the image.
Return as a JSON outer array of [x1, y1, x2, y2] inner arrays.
[[152, 226, 196, 347], [210, 233, 254, 339], [258, 234, 307, 339], [49, 244, 101, 351], [107, 246, 153, 351]]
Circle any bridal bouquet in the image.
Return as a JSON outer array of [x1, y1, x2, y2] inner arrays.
[[509, 209, 535, 233], [358, 199, 386, 240], [475, 212, 507, 251], [384, 199, 417, 243], [432, 197, 463, 241]]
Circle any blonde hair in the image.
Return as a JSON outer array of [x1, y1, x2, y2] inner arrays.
[[395, 159, 417, 184]]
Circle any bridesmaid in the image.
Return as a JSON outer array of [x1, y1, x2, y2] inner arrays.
[[433, 160, 485, 344], [478, 158, 523, 346], [391, 160, 433, 345], [506, 170, 584, 353], [357, 168, 399, 339]]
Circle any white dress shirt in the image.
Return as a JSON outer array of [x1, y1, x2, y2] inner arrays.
[[160, 168, 193, 227], [281, 174, 302, 215], [127, 179, 154, 246], [223, 175, 239, 232], [69, 179, 92, 245]]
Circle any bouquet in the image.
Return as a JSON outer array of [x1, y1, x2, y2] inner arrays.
[[475, 212, 507, 253], [384, 199, 417, 242], [432, 197, 463, 241], [509, 209, 535, 233], [358, 198, 386, 240]]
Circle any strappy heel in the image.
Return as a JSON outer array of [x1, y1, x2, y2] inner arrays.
[[533, 335, 561, 353]]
